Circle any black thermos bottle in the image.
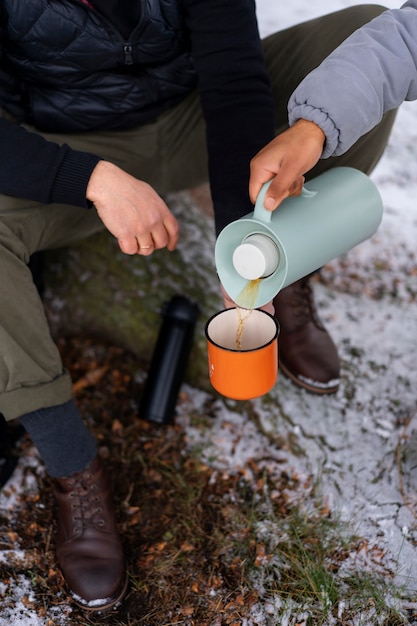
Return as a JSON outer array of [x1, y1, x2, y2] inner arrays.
[[139, 295, 200, 424]]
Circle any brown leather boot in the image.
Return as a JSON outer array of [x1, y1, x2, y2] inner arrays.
[[53, 455, 127, 612], [273, 277, 340, 394]]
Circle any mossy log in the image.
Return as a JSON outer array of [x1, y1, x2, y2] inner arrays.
[[42, 187, 222, 391]]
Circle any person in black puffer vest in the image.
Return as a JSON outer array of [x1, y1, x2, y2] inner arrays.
[[0, 0, 396, 611]]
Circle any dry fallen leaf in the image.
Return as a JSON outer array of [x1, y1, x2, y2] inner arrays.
[[72, 366, 109, 394]]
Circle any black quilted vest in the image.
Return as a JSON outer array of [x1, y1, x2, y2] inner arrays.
[[0, 0, 197, 131]]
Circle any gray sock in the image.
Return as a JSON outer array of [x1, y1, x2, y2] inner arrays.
[[20, 400, 97, 478]]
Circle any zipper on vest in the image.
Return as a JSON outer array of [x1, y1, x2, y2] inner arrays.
[[123, 44, 133, 65]]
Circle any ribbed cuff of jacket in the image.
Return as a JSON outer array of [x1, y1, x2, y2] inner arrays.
[[288, 102, 340, 159], [50, 147, 102, 208]]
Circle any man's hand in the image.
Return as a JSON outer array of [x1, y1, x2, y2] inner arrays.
[[249, 119, 326, 211], [86, 161, 179, 255]]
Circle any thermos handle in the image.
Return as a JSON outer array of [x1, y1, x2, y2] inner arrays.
[[254, 180, 317, 224]]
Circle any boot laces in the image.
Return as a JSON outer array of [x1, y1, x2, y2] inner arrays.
[[293, 280, 324, 329], [66, 470, 106, 532]]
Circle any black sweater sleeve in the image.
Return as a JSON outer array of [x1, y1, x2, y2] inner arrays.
[[0, 118, 100, 207], [182, 0, 276, 234]]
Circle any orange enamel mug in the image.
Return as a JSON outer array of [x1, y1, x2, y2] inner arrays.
[[205, 308, 279, 400]]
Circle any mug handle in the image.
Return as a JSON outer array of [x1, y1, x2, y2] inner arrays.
[[254, 180, 317, 224]]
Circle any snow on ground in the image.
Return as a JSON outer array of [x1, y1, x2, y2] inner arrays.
[[2, 0, 417, 624]]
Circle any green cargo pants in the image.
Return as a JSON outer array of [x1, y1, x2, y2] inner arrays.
[[0, 5, 396, 420]]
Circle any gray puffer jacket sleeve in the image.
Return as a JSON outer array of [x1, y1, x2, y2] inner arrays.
[[288, 0, 417, 158]]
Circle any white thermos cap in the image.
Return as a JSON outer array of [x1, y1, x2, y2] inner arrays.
[[232, 233, 280, 280]]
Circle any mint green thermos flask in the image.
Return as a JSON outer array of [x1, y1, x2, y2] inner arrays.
[[215, 167, 383, 309]]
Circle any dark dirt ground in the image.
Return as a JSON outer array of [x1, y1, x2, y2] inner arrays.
[[0, 332, 312, 626], [2, 331, 412, 625]]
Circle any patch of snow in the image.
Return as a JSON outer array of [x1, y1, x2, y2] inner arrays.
[[0, 575, 71, 626]]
